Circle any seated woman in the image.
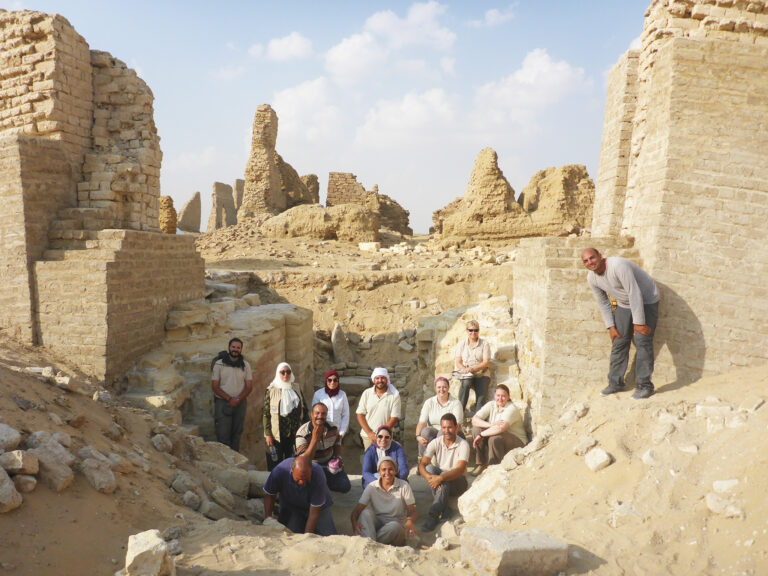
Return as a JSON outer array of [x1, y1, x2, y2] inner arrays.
[[470, 384, 527, 476], [415, 376, 464, 458], [361, 425, 408, 488], [351, 456, 417, 546], [263, 362, 308, 471]]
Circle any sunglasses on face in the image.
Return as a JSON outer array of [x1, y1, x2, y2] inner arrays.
[[377, 434, 391, 440], [327, 378, 339, 383], [467, 329, 479, 333], [280, 370, 291, 375]]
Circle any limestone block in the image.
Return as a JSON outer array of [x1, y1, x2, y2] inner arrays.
[[170, 471, 200, 494], [182, 490, 201, 510], [12, 474, 37, 493], [331, 322, 355, 364], [27, 447, 74, 492], [0, 450, 39, 475], [585, 448, 613, 472], [123, 529, 175, 576], [25, 432, 76, 467], [78, 446, 111, 466], [247, 470, 270, 498], [187, 437, 250, 469], [151, 434, 173, 453], [166, 307, 210, 330], [242, 293, 261, 306], [572, 436, 597, 457], [195, 461, 249, 498], [81, 458, 117, 493], [358, 242, 381, 252], [199, 499, 230, 521], [245, 498, 265, 521], [177, 192, 201, 233], [210, 484, 235, 510], [0, 423, 21, 452], [159, 196, 177, 234], [460, 527, 568, 576], [0, 468, 22, 513]]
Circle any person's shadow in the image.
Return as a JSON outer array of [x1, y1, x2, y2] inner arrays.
[[624, 281, 705, 393]]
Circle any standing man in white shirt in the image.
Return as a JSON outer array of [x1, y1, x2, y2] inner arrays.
[[211, 338, 253, 451], [581, 248, 660, 399], [356, 367, 401, 451]]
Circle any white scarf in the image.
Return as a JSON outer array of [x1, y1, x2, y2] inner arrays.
[[268, 362, 301, 417]]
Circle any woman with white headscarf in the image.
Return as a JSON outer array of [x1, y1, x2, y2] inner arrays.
[[263, 362, 307, 470]]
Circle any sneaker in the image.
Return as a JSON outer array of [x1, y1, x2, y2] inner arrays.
[[422, 515, 439, 532], [632, 386, 655, 399], [600, 384, 624, 395], [470, 465, 486, 477]]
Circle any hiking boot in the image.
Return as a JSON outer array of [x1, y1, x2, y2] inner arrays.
[[422, 515, 439, 532], [632, 385, 655, 399], [600, 384, 624, 395]]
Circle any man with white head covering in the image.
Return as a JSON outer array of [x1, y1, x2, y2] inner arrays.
[[356, 367, 401, 451]]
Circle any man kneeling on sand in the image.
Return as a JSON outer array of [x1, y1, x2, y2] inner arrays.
[[351, 456, 418, 546], [418, 413, 469, 531]]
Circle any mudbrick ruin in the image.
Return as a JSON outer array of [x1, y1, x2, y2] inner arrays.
[[1, 2, 768, 576]]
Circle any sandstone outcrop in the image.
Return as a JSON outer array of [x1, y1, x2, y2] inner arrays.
[[432, 148, 594, 245], [159, 196, 177, 234], [177, 192, 201, 233], [327, 172, 412, 236], [260, 204, 379, 243], [206, 182, 237, 233]]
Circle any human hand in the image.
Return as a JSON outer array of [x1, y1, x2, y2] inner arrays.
[[608, 326, 621, 343], [353, 521, 362, 536], [312, 422, 325, 440], [405, 519, 418, 539], [427, 474, 443, 490], [265, 435, 275, 447], [367, 430, 376, 444], [417, 436, 428, 446], [473, 435, 483, 449], [227, 396, 240, 407], [634, 324, 652, 336]]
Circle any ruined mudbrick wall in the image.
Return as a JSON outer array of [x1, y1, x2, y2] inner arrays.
[[515, 0, 768, 424], [327, 172, 412, 235], [0, 10, 204, 383]]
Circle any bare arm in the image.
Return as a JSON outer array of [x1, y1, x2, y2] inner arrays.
[[264, 494, 276, 519], [305, 505, 322, 534], [357, 413, 375, 444], [405, 503, 418, 537]]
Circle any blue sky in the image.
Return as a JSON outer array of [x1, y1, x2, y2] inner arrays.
[[3, 1, 649, 233]]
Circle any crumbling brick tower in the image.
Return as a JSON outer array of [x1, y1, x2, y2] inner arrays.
[[513, 0, 768, 427], [0, 10, 204, 383]]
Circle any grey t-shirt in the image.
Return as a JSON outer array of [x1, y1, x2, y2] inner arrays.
[[587, 257, 659, 328]]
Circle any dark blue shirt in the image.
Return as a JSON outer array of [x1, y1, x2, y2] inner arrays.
[[362, 441, 409, 488], [263, 458, 333, 510]]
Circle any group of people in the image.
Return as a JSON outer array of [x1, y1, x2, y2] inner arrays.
[[210, 248, 661, 545]]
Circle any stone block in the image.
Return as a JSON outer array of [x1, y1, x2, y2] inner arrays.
[[199, 499, 229, 521], [210, 484, 235, 510], [122, 529, 175, 576], [460, 527, 568, 576], [12, 474, 37, 493], [0, 450, 39, 475], [81, 458, 117, 494], [186, 437, 250, 469], [584, 448, 613, 472], [0, 468, 23, 513], [195, 461, 249, 498], [0, 423, 21, 452], [27, 447, 74, 492]]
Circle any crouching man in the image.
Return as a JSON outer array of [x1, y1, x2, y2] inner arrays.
[[418, 413, 469, 531], [263, 456, 337, 535], [351, 456, 417, 546]]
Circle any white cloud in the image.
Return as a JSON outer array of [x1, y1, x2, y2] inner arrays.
[[225, 41, 237, 51], [215, 64, 246, 80], [165, 146, 218, 173], [325, 32, 387, 86], [0, 0, 25, 9], [272, 77, 343, 143], [440, 56, 455, 75], [471, 48, 590, 134], [266, 32, 313, 61], [365, 1, 455, 51], [469, 6, 515, 28], [355, 88, 457, 148], [395, 58, 429, 75], [325, 2, 455, 86], [248, 43, 264, 58]]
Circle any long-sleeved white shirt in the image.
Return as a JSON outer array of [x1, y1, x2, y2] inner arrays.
[[587, 256, 659, 328], [311, 388, 350, 436]]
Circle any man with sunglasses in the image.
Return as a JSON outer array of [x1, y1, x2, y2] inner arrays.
[[295, 403, 351, 493], [454, 320, 491, 415]]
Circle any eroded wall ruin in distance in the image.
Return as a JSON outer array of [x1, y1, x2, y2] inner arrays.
[[327, 172, 412, 235]]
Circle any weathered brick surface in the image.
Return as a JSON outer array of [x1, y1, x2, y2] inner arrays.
[[327, 173, 412, 235], [159, 196, 176, 234], [591, 0, 768, 385], [206, 182, 236, 232]]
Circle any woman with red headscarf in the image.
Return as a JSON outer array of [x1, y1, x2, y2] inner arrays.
[[311, 369, 350, 439]]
